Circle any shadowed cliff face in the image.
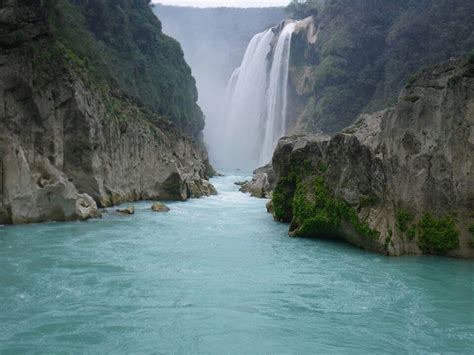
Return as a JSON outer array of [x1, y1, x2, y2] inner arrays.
[[268, 59, 474, 258], [0, 1, 216, 225]]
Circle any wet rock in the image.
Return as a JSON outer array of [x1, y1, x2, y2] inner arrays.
[[239, 164, 275, 198], [116, 207, 135, 215], [151, 202, 170, 213], [270, 59, 474, 258]]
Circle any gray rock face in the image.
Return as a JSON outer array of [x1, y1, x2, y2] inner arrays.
[[0, 1, 216, 225], [271, 59, 474, 258], [239, 164, 275, 198]]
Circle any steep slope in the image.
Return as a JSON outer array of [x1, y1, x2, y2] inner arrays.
[[268, 58, 474, 258], [47, 0, 204, 137], [0, 0, 215, 225], [285, 0, 474, 134]]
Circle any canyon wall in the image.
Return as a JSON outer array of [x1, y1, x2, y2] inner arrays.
[[285, 0, 474, 134], [0, 0, 215, 224], [268, 58, 474, 258]]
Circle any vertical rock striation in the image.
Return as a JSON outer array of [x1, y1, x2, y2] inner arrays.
[[269, 58, 474, 258], [0, 1, 216, 225]]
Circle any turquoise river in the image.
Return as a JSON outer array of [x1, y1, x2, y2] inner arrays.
[[1, 173, 473, 353]]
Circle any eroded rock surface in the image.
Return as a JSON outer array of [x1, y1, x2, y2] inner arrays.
[[151, 202, 170, 213], [270, 59, 474, 258], [239, 164, 275, 198], [0, 1, 216, 225]]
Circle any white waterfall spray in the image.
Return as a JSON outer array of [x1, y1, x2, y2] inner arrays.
[[216, 21, 297, 169], [259, 22, 296, 165]]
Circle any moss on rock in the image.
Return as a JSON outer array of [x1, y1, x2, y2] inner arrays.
[[290, 176, 379, 241], [417, 214, 459, 252]]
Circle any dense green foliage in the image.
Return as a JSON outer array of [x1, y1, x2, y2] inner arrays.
[[272, 175, 297, 222], [292, 177, 340, 235], [467, 50, 474, 63], [291, 177, 379, 240], [417, 214, 459, 252], [45, 0, 204, 136], [285, 0, 321, 19], [397, 209, 414, 233], [288, 0, 474, 132], [272, 156, 378, 241]]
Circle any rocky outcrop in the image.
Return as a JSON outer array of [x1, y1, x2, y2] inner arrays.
[[270, 58, 474, 258], [0, 1, 216, 225], [239, 164, 275, 198], [151, 202, 170, 213], [116, 207, 135, 215]]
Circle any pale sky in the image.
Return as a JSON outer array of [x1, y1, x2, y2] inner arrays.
[[152, 0, 289, 8]]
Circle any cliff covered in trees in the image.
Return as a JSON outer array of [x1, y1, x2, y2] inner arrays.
[[0, 0, 215, 225], [285, 0, 474, 133]]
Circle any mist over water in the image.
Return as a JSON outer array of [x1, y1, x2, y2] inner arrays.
[[154, 5, 293, 170]]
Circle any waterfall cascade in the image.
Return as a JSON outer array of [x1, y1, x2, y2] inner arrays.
[[215, 21, 297, 169]]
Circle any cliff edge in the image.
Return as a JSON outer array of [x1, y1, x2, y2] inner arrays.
[[0, 1, 216, 224], [269, 58, 474, 258]]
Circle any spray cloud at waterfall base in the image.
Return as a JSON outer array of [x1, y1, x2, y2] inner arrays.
[[209, 21, 297, 170]]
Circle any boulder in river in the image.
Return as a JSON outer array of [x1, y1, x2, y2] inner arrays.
[[151, 202, 170, 213], [239, 164, 275, 198], [116, 207, 135, 215]]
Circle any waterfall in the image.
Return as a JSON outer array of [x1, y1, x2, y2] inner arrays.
[[259, 22, 296, 165], [217, 21, 296, 169]]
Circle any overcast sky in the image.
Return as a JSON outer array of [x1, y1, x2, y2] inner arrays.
[[152, 0, 289, 7]]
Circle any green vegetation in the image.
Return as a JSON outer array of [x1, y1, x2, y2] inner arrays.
[[469, 223, 474, 235], [272, 155, 379, 240], [417, 214, 459, 252], [317, 162, 328, 173], [292, 177, 341, 235], [285, 0, 321, 19], [406, 75, 417, 86], [465, 49, 474, 63], [397, 209, 415, 233], [288, 0, 474, 133], [272, 157, 316, 222], [403, 95, 420, 103], [469, 224, 474, 248], [360, 194, 379, 208], [272, 175, 297, 222], [407, 225, 417, 240], [289, 177, 379, 240], [44, 0, 203, 136]]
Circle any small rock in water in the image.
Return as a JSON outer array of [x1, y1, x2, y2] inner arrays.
[[116, 206, 135, 215], [234, 180, 248, 187], [151, 202, 170, 213], [266, 200, 274, 214]]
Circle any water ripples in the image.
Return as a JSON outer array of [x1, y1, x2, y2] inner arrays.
[[0, 173, 473, 353]]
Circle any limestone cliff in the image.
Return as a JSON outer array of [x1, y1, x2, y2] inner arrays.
[[269, 58, 474, 258], [0, 1, 215, 224]]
